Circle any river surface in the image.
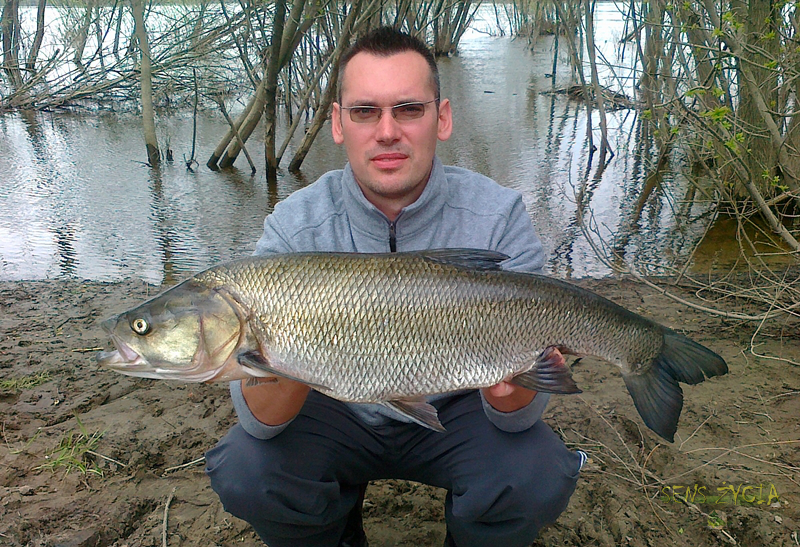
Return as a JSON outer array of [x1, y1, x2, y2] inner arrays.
[[0, 9, 723, 284]]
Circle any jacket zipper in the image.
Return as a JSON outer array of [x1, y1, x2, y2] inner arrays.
[[388, 221, 397, 252]]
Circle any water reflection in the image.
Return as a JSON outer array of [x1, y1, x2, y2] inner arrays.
[[0, 28, 718, 283]]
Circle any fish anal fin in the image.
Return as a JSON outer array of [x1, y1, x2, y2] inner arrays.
[[385, 399, 446, 432], [237, 350, 330, 392], [510, 346, 582, 394]]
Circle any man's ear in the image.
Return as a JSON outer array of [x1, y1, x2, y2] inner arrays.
[[332, 102, 344, 144], [437, 98, 453, 142]]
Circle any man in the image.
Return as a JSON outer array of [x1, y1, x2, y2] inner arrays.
[[206, 26, 584, 547]]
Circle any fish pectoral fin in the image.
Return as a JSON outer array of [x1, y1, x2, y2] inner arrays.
[[384, 399, 446, 432], [510, 346, 582, 394], [237, 350, 330, 392], [243, 377, 279, 387]]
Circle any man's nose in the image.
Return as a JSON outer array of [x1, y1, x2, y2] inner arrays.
[[374, 110, 402, 143]]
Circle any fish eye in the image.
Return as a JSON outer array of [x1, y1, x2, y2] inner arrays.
[[131, 317, 150, 335]]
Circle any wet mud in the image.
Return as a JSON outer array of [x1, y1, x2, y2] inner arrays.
[[1, 277, 797, 546]]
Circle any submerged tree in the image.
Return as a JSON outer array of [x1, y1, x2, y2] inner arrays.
[[1, 0, 23, 89], [131, 0, 159, 166]]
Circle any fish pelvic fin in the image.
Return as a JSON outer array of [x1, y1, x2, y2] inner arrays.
[[623, 330, 728, 443], [384, 399, 446, 432], [510, 346, 582, 394], [237, 350, 331, 392]]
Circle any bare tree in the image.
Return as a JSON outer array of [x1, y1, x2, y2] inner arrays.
[[1, 0, 22, 88], [131, 0, 160, 166], [26, 0, 48, 72]]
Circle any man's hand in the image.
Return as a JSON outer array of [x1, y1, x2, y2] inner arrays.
[[481, 381, 537, 413], [241, 377, 311, 426]]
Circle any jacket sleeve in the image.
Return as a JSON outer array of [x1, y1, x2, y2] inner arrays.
[[230, 215, 297, 440], [495, 195, 546, 274], [229, 380, 295, 439], [483, 194, 552, 432]]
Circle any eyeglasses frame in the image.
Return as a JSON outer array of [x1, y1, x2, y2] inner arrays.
[[340, 99, 440, 124]]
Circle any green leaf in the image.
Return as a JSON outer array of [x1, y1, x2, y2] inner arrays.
[[700, 106, 731, 122]]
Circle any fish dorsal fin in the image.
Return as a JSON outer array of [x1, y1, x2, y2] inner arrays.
[[413, 249, 509, 271]]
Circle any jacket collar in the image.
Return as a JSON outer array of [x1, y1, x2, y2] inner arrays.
[[342, 156, 448, 245]]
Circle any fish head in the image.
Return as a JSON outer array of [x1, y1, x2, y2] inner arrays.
[[96, 279, 250, 382]]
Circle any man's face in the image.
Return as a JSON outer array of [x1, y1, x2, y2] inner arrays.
[[332, 51, 452, 218]]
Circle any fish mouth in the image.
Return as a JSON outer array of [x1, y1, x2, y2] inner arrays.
[[96, 333, 150, 372], [96, 317, 154, 374], [96, 328, 225, 383]]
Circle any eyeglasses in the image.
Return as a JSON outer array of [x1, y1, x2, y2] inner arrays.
[[341, 99, 439, 124]]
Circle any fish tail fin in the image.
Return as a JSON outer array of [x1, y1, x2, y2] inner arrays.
[[511, 346, 582, 394], [623, 330, 728, 442]]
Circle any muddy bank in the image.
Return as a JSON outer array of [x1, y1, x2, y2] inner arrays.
[[0, 277, 797, 546]]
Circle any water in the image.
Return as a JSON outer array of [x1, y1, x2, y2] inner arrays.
[[0, 20, 714, 284]]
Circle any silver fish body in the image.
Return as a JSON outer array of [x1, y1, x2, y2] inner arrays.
[[97, 250, 728, 441]]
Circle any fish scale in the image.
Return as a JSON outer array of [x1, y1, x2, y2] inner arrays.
[[97, 249, 728, 441]]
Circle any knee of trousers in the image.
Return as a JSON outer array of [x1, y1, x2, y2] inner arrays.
[[450, 424, 582, 532], [205, 424, 354, 529]]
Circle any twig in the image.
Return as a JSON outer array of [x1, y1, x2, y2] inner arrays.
[[678, 413, 715, 451], [71, 347, 104, 353], [764, 390, 799, 402], [639, 444, 679, 539], [667, 439, 800, 481], [185, 68, 199, 171], [162, 456, 205, 475], [163, 486, 176, 547], [86, 449, 126, 468]]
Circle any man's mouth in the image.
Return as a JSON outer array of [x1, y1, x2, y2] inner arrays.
[[371, 153, 408, 169]]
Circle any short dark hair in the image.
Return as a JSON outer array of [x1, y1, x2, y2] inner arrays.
[[337, 26, 440, 103]]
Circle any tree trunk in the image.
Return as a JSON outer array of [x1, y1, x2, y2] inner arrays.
[[26, 0, 47, 72], [131, 0, 160, 166], [731, 0, 779, 193], [264, 0, 288, 179], [584, 0, 610, 163], [289, 0, 371, 171], [73, 2, 94, 70], [207, 92, 258, 170], [1, 0, 23, 88], [215, 0, 312, 170]]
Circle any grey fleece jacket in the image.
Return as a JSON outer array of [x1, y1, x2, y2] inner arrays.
[[231, 156, 551, 439]]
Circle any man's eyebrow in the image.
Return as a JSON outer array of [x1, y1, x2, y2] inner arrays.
[[344, 98, 423, 107], [344, 101, 379, 107]]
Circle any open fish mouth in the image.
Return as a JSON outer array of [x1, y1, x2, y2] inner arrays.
[[95, 329, 227, 383], [96, 334, 150, 372]]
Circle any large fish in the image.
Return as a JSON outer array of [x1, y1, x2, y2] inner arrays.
[[96, 250, 727, 441]]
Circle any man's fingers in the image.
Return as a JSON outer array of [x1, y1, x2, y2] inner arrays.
[[486, 381, 515, 398]]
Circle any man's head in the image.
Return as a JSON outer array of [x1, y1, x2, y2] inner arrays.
[[332, 26, 452, 221], [337, 27, 440, 103]]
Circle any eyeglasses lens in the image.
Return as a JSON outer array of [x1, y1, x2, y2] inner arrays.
[[347, 102, 432, 123]]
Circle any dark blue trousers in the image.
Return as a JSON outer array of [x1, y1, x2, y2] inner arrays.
[[206, 391, 582, 547]]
